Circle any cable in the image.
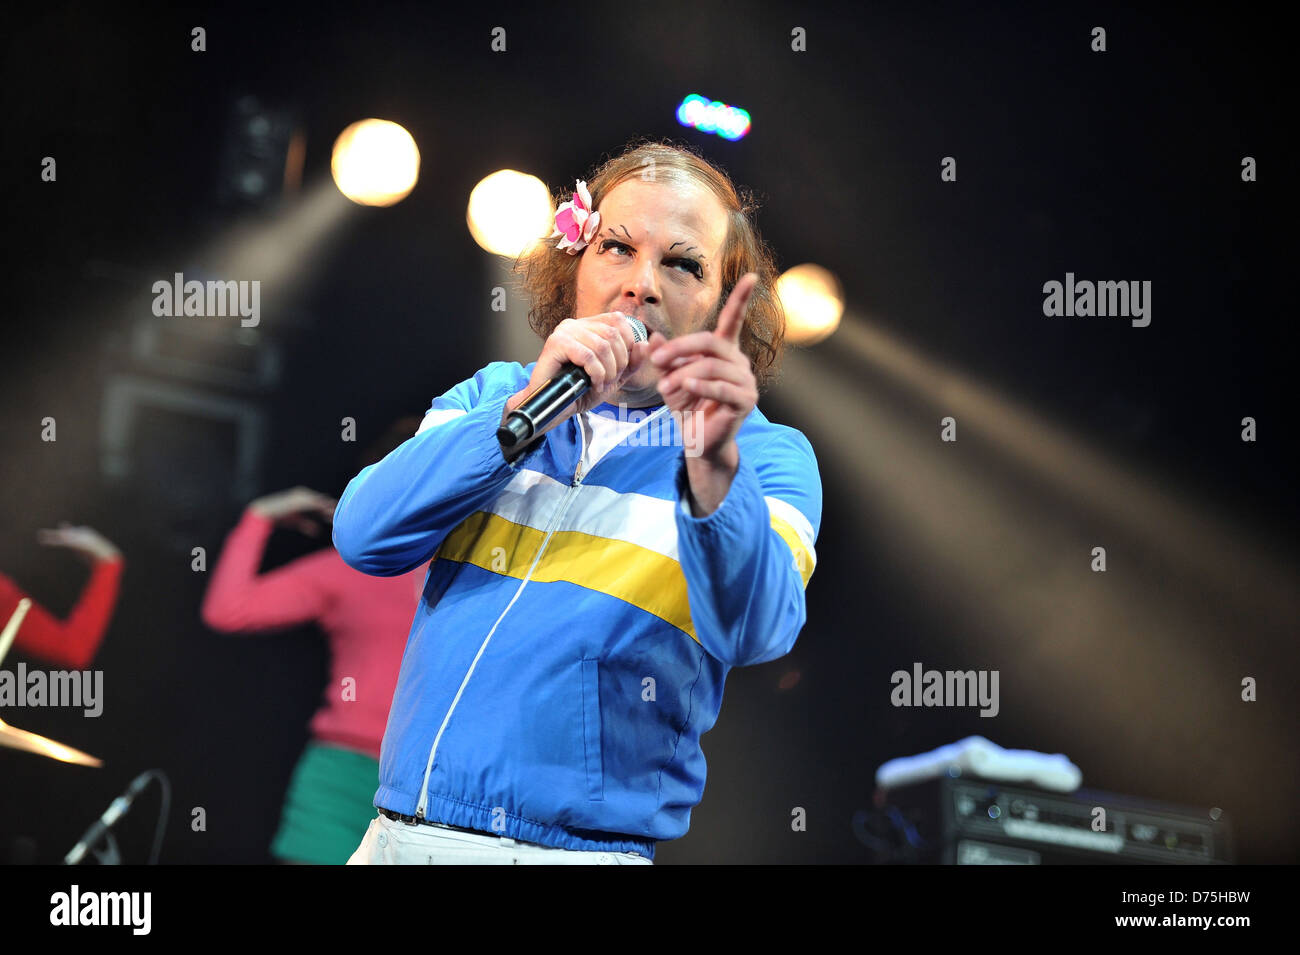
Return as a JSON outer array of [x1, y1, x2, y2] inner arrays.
[[142, 769, 172, 865]]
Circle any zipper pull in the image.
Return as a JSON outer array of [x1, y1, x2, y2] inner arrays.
[[572, 410, 588, 486]]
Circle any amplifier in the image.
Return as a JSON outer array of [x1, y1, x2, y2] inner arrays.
[[861, 777, 1233, 864]]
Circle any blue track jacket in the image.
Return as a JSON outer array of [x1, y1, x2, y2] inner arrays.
[[333, 360, 821, 859]]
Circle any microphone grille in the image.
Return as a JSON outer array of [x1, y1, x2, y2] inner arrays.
[[624, 316, 648, 343]]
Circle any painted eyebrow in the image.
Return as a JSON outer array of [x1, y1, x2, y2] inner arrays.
[[608, 225, 708, 259], [669, 241, 705, 258]]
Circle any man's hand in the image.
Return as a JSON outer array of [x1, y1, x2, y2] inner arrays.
[[501, 311, 658, 447], [650, 272, 760, 514], [249, 486, 338, 537]]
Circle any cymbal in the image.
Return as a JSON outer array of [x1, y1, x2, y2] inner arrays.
[[2, 597, 100, 769], [0, 717, 102, 767], [1, 598, 101, 766]]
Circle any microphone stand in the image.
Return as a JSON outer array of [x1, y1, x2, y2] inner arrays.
[[64, 769, 172, 865]]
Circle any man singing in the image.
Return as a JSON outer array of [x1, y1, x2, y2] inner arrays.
[[336, 141, 821, 864]]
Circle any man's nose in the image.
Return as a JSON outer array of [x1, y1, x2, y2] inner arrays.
[[623, 257, 660, 306]]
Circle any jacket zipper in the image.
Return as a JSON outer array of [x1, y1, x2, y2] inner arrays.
[[414, 412, 590, 820]]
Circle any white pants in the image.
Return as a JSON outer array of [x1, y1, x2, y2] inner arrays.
[[346, 812, 653, 865]]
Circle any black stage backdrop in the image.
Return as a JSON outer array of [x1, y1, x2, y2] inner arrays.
[[1, 1, 1293, 877]]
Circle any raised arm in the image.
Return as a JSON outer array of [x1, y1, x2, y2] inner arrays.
[[674, 427, 822, 667], [200, 495, 338, 633], [3, 524, 125, 670]]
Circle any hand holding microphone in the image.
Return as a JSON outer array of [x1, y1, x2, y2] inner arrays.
[[498, 311, 667, 454]]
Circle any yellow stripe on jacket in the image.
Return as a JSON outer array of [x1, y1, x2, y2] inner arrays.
[[436, 511, 699, 641], [436, 505, 817, 644]]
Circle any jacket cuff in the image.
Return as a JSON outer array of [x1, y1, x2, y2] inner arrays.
[[673, 451, 764, 537]]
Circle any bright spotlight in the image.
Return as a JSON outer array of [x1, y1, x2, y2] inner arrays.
[[466, 170, 554, 257], [331, 119, 420, 207], [776, 264, 844, 345]]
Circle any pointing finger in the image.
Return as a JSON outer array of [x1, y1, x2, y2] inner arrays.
[[714, 272, 758, 344]]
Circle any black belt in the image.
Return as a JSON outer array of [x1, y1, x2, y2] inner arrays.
[[378, 807, 491, 837]]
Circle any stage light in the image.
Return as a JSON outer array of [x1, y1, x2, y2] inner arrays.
[[215, 96, 303, 210], [776, 264, 844, 344], [676, 94, 751, 141], [331, 119, 420, 207], [466, 170, 554, 257]]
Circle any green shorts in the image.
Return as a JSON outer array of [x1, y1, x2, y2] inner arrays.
[[270, 741, 380, 865]]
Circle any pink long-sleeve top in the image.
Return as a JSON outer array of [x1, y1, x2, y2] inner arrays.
[[1, 556, 124, 670], [200, 508, 426, 759]]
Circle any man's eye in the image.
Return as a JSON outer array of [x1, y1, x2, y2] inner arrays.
[[600, 240, 702, 278]]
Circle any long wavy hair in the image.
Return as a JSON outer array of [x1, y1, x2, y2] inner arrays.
[[511, 139, 786, 393]]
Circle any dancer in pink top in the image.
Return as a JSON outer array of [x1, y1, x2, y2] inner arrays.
[[201, 418, 426, 864]]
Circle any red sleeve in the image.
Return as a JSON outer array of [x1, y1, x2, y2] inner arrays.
[[200, 508, 336, 633], [1, 557, 124, 670]]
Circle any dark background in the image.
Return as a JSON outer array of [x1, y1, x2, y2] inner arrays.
[[1, 1, 1293, 865]]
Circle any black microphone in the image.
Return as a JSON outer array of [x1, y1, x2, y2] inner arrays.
[[498, 315, 647, 452], [64, 771, 153, 865]]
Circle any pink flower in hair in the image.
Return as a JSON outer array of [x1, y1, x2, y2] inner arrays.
[[551, 180, 601, 254]]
